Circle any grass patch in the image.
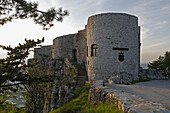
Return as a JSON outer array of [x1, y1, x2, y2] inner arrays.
[[50, 84, 121, 113], [0, 104, 25, 113]]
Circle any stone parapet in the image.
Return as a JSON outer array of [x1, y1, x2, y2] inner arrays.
[[88, 80, 170, 113]]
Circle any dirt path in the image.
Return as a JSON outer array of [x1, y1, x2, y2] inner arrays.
[[105, 80, 170, 109]]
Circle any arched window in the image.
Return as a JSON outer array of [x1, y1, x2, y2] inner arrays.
[[91, 44, 98, 57]]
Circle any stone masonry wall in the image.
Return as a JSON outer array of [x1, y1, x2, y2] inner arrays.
[[34, 13, 141, 82], [86, 13, 140, 81], [34, 45, 52, 66], [88, 80, 170, 113], [52, 34, 76, 60], [74, 29, 87, 64], [34, 45, 52, 60]]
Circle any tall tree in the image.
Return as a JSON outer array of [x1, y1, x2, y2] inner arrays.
[[23, 61, 54, 113], [0, 38, 44, 93], [0, 0, 69, 30], [148, 51, 170, 78], [0, 0, 69, 93], [0, 0, 69, 109]]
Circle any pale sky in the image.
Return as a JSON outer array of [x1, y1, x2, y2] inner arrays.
[[0, 0, 170, 64]]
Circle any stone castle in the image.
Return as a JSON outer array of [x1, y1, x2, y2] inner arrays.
[[33, 13, 170, 113], [34, 13, 141, 82]]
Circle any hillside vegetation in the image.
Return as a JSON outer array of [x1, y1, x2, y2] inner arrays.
[[50, 84, 121, 113]]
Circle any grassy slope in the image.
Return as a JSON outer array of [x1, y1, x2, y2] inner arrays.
[[50, 84, 121, 113]]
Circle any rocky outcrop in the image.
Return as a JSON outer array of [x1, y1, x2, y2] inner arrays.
[[88, 80, 170, 113], [108, 68, 168, 84], [138, 68, 168, 80], [108, 73, 139, 84]]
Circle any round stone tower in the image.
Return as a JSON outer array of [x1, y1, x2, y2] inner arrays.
[[86, 13, 140, 81], [52, 34, 76, 60]]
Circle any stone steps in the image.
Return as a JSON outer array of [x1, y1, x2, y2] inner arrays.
[[72, 62, 88, 88]]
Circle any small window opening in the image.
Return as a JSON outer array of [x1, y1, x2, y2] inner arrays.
[[73, 49, 77, 61], [91, 44, 98, 57], [86, 46, 88, 57]]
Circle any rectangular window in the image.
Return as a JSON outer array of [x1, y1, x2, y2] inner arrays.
[[73, 49, 77, 61]]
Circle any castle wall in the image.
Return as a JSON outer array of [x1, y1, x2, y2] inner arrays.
[[34, 13, 141, 82], [52, 34, 76, 60], [86, 13, 140, 81], [73, 29, 87, 64], [34, 45, 52, 61], [33, 45, 52, 69]]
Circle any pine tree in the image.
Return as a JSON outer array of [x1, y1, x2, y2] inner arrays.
[[0, 0, 69, 109], [0, 0, 68, 94], [148, 51, 170, 77], [0, 38, 45, 93], [0, 0, 69, 30]]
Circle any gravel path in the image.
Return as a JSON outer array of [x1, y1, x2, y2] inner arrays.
[[105, 80, 170, 109]]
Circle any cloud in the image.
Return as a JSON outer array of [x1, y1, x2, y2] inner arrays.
[[53, 0, 109, 29], [141, 27, 151, 40], [145, 42, 166, 48], [154, 21, 168, 30], [128, 0, 170, 46]]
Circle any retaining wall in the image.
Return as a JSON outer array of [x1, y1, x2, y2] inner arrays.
[[88, 80, 170, 113]]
